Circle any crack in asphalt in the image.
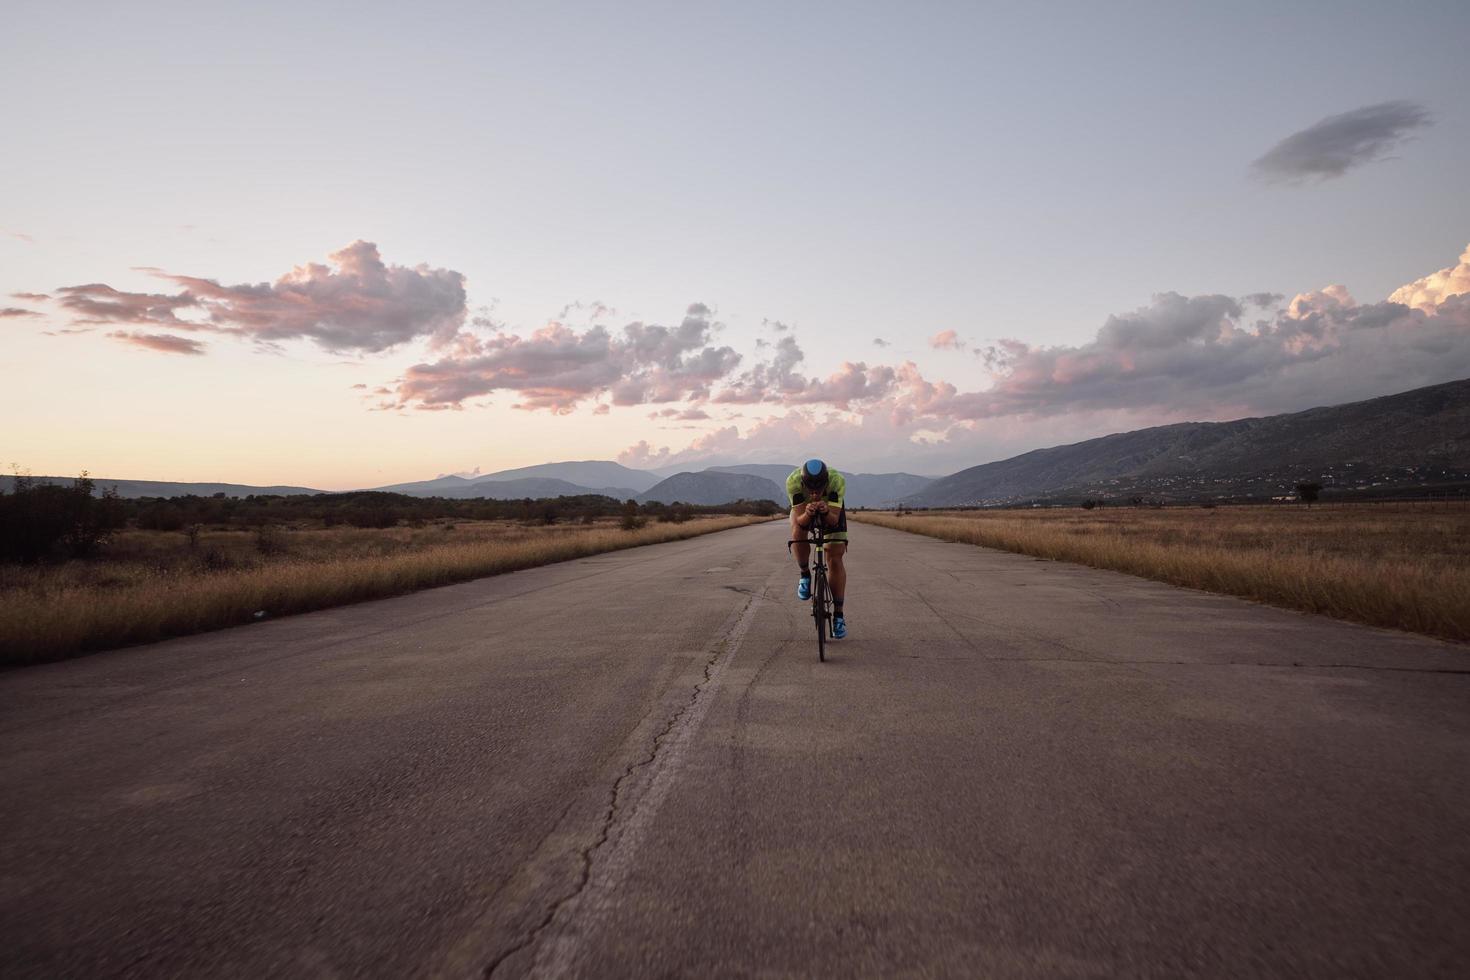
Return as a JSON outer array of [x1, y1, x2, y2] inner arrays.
[[482, 590, 764, 978]]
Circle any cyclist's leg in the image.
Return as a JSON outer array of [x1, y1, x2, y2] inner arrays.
[[827, 542, 847, 602], [826, 507, 849, 601], [790, 508, 811, 567]]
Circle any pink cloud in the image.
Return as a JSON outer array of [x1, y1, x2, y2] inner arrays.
[[649, 407, 712, 420], [929, 329, 965, 350], [392, 307, 741, 413], [51, 241, 465, 354], [10, 292, 49, 302], [710, 334, 901, 411], [106, 331, 207, 355], [0, 307, 41, 318]]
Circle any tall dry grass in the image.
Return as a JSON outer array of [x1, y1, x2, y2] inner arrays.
[[0, 517, 771, 666], [855, 506, 1469, 642]]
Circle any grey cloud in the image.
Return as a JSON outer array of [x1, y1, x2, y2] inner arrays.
[[938, 292, 1470, 421], [1096, 294, 1242, 350], [0, 307, 41, 318], [1252, 101, 1432, 182]]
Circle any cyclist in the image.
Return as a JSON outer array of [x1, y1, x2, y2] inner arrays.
[[787, 459, 848, 639]]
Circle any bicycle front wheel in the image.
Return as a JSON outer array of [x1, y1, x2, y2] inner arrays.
[[813, 567, 827, 661]]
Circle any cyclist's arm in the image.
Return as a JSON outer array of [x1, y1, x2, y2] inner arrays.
[[819, 478, 844, 526]]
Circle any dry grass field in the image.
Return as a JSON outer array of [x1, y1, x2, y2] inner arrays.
[[855, 504, 1470, 643], [0, 516, 772, 666]]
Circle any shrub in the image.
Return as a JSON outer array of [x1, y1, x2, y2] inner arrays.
[[255, 526, 287, 556], [0, 473, 125, 563]]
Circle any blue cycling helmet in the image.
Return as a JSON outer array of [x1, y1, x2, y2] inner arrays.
[[800, 458, 829, 490]]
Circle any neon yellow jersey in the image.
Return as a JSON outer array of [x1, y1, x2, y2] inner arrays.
[[785, 468, 845, 510]]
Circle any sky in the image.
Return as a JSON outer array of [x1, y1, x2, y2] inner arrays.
[[3, 0, 1469, 490]]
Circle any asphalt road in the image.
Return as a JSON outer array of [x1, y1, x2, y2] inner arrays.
[[2, 520, 1468, 978]]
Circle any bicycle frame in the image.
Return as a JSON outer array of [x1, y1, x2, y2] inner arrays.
[[808, 520, 832, 661], [788, 504, 836, 661]]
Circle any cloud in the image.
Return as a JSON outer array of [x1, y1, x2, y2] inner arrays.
[[0, 307, 41, 318], [1252, 100, 1432, 182], [940, 290, 1470, 422], [1388, 243, 1470, 312], [11, 292, 49, 302], [649, 407, 712, 420], [873, 337, 890, 347], [106, 331, 208, 355], [51, 241, 465, 354], [711, 334, 898, 410], [929, 329, 965, 350], [555, 300, 616, 322], [621, 242, 1470, 469], [391, 306, 741, 413], [435, 466, 482, 479], [2, 229, 34, 244]]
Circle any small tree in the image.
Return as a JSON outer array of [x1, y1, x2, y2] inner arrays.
[[0, 471, 124, 563], [1295, 482, 1323, 506], [620, 499, 645, 531]]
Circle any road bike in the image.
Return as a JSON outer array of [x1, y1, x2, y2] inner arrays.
[[805, 520, 834, 662]]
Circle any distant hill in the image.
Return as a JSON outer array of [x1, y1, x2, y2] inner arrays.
[[906, 377, 1470, 507], [371, 474, 478, 494], [372, 460, 659, 496], [705, 464, 933, 507], [706, 463, 798, 484], [638, 471, 786, 506], [473, 460, 660, 492], [437, 477, 638, 500], [841, 472, 935, 507], [0, 476, 325, 500]]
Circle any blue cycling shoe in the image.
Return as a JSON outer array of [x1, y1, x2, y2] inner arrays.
[[797, 575, 812, 600], [831, 615, 847, 639]]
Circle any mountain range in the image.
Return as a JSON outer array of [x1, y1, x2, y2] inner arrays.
[[8, 378, 1466, 507], [906, 377, 1470, 507]]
